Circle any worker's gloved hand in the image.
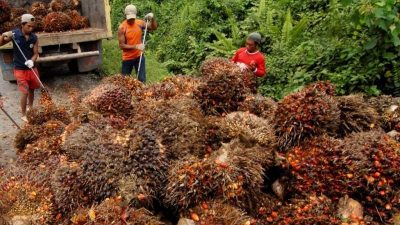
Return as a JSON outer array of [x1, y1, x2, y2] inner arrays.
[[135, 44, 145, 51], [25, 60, 34, 69], [236, 62, 248, 72], [144, 12, 154, 21], [2, 31, 14, 40]]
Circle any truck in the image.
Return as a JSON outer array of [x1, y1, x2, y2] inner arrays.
[[0, 0, 112, 81]]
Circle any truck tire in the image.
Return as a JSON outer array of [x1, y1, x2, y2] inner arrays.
[[68, 60, 79, 74]]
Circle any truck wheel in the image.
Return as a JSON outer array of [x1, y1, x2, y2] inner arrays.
[[68, 60, 79, 74]]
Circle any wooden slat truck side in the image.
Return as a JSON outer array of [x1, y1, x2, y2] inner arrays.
[[0, 0, 113, 81]]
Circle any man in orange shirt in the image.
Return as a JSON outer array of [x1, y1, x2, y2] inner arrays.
[[118, 5, 158, 83]]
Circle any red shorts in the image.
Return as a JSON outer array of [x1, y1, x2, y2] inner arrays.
[[14, 68, 40, 94]]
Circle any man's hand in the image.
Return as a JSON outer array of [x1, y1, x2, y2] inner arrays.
[[135, 44, 145, 51], [144, 13, 154, 21], [250, 61, 257, 72], [25, 60, 34, 69], [237, 62, 248, 72], [2, 31, 14, 40]]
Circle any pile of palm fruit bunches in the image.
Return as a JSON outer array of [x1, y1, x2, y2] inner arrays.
[[0, 0, 89, 34], [1, 57, 400, 225]]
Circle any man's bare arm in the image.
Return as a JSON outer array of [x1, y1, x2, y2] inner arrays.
[[118, 27, 139, 50], [32, 41, 39, 62]]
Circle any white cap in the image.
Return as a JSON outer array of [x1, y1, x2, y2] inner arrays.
[[125, 5, 137, 20], [21, 14, 35, 23]]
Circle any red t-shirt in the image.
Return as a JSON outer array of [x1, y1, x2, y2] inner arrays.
[[232, 48, 266, 77]]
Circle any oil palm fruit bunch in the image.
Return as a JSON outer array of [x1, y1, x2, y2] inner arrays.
[[67, 10, 89, 30], [159, 76, 201, 98], [339, 131, 400, 222], [51, 160, 88, 220], [238, 94, 277, 122], [242, 69, 258, 93], [219, 112, 276, 149], [303, 80, 336, 96], [148, 99, 206, 160], [61, 123, 99, 160], [0, 21, 13, 34], [257, 195, 341, 225], [128, 98, 163, 126], [200, 57, 237, 79], [70, 197, 165, 225], [16, 152, 63, 178], [252, 193, 282, 221], [204, 116, 228, 152], [118, 173, 156, 209], [183, 200, 253, 225], [382, 104, 400, 131], [286, 136, 347, 200], [34, 15, 45, 32], [125, 128, 170, 208], [0, 0, 11, 23], [209, 140, 266, 209], [165, 139, 265, 210], [102, 74, 144, 97], [31, 1, 48, 17], [44, 12, 72, 32], [366, 95, 400, 115], [274, 81, 340, 151], [84, 83, 133, 117], [14, 120, 66, 151], [68, 0, 80, 10], [14, 124, 43, 151], [0, 167, 55, 224], [79, 141, 127, 203], [50, 0, 67, 12], [11, 8, 28, 20], [194, 59, 247, 116], [164, 155, 215, 210], [336, 94, 379, 137], [26, 104, 71, 125], [138, 76, 202, 101]]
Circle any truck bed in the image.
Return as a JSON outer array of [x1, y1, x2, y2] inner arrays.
[[0, 28, 110, 50]]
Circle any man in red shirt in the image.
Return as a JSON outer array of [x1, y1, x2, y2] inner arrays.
[[232, 32, 266, 77]]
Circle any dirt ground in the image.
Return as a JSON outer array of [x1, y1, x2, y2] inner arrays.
[[0, 66, 101, 167]]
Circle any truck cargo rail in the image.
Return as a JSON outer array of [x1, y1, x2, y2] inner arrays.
[[36, 51, 100, 63]]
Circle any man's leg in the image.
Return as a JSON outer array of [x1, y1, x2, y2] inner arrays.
[[122, 60, 135, 76], [28, 88, 34, 109], [133, 56, 146, 83], [28, 68, 41, 111], [20, 93, 28, 117], [14, 69, 29, 121]]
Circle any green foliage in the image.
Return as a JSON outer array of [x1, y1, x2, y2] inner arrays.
[[109, 0, 400, 98]]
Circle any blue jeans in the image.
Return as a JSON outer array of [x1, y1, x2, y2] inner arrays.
[[122, 56, 146, 83]]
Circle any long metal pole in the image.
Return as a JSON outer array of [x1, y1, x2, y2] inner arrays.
[[1, 108, 21, 129], [137, 19, 149, 80]]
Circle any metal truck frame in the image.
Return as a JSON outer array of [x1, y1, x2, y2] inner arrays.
[[0, 0, 113, 81]]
